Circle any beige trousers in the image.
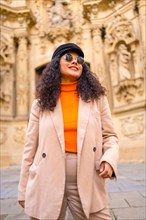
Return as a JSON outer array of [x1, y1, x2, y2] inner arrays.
[[58, 153, 111, 220], [30, 153, 111, 220]]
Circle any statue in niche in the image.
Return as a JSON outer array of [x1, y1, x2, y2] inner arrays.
[[117, 43, 131, 81], [106, 13, 144, 105]]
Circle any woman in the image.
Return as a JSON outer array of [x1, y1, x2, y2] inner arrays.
[[18, 43, 119, 220]]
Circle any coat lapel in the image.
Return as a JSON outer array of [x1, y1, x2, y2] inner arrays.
[[49, 99, 65, 153], [49, 98, 91, 155], [77, 98, 91, 154]]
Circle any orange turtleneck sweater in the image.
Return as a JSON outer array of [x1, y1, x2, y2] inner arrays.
[[60, 81, 78, 153]]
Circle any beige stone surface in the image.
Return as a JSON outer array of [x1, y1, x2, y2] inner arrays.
[[0, 0, 145, 167]]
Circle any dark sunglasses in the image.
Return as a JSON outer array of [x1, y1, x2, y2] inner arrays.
[[62, 53, 84, 65]]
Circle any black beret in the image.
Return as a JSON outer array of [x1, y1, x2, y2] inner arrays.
[[52, 43, 84, 59]]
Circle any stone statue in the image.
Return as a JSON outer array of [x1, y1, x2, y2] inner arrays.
[[117, 43, 131, 81]]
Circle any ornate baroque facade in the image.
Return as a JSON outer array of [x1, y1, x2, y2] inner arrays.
[[0, 0, 145, 166]]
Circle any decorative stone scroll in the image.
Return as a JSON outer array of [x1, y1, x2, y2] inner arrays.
[[115, 78, 144, 104]]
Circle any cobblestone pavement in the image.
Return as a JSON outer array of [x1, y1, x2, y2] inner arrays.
[[0, 163, 145, 220]]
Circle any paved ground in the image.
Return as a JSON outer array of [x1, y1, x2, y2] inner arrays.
[[0, 163, 145, 220]]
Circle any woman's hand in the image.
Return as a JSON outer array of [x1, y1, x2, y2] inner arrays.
[[18, 200, 25, 208], [99, 161, 113, 178]]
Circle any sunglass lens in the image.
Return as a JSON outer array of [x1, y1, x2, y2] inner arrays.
[[77, 57, 84, 64], [64, 54, 73, 62]]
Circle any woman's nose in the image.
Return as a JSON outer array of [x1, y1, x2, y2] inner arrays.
[[71, 58, 78, 64]]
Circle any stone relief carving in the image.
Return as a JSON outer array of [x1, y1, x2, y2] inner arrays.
[[30, 0, 44, 34], [1, 0, 13, 4], [46, 1, 73, 41], [13, 126, 26, 144], [115, 79, 136, 103], [0, 35, 14, 112], [83, 2, 99, 21], [121, 114, 144, 138], [105, 14, 144, 106], [83, 0, 122, 21], [0, 127, 8, 145], [0, 3, 36, 28], [29, 0, 75, 49], [16, 34, 28, 61], [116, 76, 144, 102], [106, 14, 136, 50]]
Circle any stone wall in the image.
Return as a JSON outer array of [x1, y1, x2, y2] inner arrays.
[[0, 0, 145, 166]]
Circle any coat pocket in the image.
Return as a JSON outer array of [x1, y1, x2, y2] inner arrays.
[[29, 162, 39, 177], [95, 160, 101, 171]]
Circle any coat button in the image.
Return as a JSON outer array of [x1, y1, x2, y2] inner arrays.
[[93, 147, 96, 152], [42, 153, 46, 158]]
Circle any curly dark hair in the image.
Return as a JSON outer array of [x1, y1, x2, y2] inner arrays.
[[36, 56, 106, 111]]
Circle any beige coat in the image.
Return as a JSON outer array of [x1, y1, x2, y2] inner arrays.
[[18, 95, 119, 220]]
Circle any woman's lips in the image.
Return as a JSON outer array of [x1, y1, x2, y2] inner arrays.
[[69, 65, 79, 71]]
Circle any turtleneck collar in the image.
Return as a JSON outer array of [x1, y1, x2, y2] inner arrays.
[[61, 81, 78, 92]]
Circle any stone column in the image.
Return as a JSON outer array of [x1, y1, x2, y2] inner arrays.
[[15, 32, 29, 117], [81, 26, 92, 63], [92, 26, 106, 86]]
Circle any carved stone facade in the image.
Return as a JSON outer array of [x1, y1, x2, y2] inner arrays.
[[0, 0, 145, 166]]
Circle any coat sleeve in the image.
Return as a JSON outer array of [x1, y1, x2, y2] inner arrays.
[[99, 96, 119, 178], [18, 99, 40, 201]]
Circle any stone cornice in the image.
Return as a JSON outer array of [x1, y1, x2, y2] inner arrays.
[[82, 0, 131, 21], [0, 3, 36, 26]]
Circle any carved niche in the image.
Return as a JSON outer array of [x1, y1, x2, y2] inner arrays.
[[105, 14, 144, 107], [0, 34, 14, 114]]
